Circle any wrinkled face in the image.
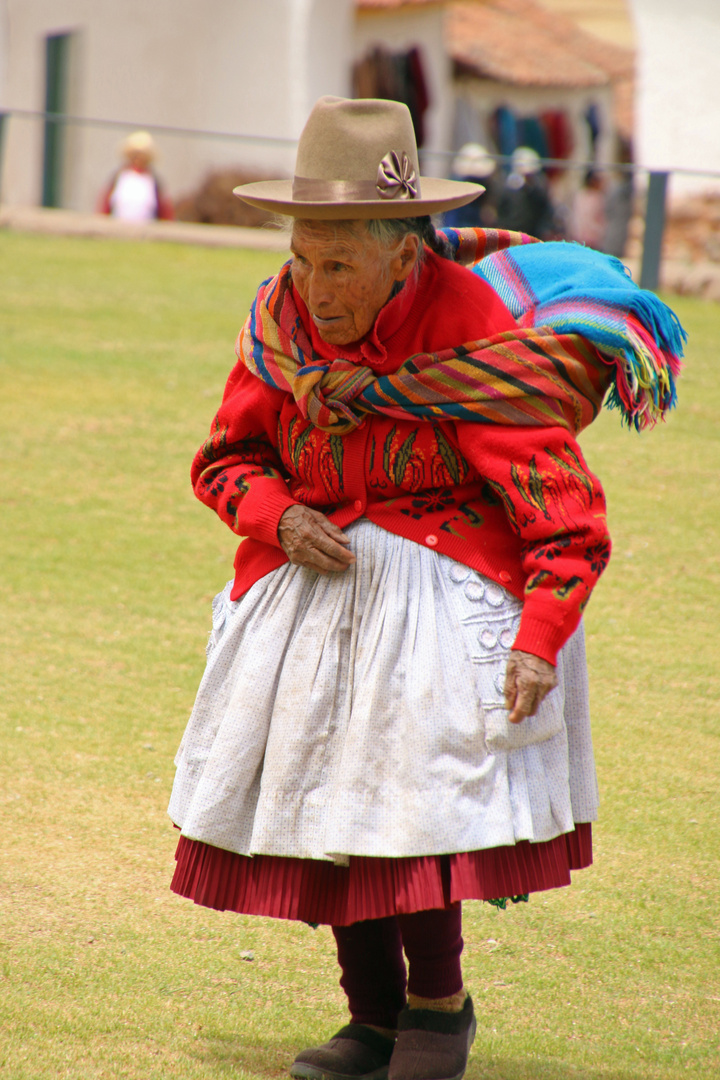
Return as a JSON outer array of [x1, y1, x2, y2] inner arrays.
[[290, 220, 418, 346]]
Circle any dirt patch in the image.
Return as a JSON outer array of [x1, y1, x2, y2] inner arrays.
[[175, 168, 281, 228], [623, 193, 720, 300], [665, 193, 720, 266]]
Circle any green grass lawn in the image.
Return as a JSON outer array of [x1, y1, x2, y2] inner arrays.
[[1, 231, 718, 1080]]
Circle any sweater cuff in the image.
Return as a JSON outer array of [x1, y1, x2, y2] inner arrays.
[[512, 606, 579, 666], [235, 483, 298, 548]]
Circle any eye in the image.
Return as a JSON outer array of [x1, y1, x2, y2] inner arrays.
[[331, 262, 349, 273]]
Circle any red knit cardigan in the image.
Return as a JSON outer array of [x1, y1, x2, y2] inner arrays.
[[191, 250, 610, 665]]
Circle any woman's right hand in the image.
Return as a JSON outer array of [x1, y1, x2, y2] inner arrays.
[[503, 650, 558, 724], [278, 505, 356, 574]]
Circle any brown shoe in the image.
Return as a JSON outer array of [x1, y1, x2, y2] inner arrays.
[[290, 1024, 396, 1080], [388, 996, 476, 1080]]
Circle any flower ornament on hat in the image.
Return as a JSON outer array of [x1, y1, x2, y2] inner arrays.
[[233, 96, 484, 219], [377, 150, 418, 201]]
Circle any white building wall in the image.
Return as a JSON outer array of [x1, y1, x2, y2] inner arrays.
[[353, 7, 452, 177], [0, 0, 353, 210], [0, 1, 8, 102], [630, 0, 720, 195]]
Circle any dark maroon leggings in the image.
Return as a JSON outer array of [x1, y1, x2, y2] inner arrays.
[[332, 905, 464, 1029]]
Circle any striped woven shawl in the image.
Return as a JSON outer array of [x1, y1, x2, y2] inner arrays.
[[237, 227, 684, 435]]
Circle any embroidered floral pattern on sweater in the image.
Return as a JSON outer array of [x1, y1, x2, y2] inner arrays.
[[281, 417, 345, 501], [380, 425, 421, 489], [584, 538, 611, 575], [494, 442, 599, 535], [196, 428, 285, 528], [400, 488, 457, 521], [432, 427, 470, 487]]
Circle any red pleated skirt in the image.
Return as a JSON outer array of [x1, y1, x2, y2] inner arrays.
[[171, 824, 592, 926]]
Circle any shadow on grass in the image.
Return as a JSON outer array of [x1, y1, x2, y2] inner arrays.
[[191, 1034, 649, 1080], [191, 1030, 301, 1078], [466, 1054, 647, 1080]]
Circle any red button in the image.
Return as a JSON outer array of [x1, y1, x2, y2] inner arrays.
[[354, 500, 363, 512], [425, 534, 438, 547], [499, 570, 512, 583]]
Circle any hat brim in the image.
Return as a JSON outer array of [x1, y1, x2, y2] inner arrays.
[[232, 177, 484, 219]]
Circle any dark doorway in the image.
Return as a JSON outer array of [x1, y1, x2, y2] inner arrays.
[[42, 32, 72, 207]]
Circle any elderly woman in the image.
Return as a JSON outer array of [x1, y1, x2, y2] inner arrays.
[[168, 98, 682, 1080]]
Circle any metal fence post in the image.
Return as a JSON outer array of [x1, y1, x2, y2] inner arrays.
[[639, 170, 669, 292]]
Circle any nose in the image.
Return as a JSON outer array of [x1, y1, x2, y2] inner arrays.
[[306, 267, 334, 311]]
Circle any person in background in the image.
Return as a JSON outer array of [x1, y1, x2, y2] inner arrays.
[[569, 170, 607, 250], [98, 131, 174, 222], [443, 142, 500, 229], [497, 146, 557, 239]]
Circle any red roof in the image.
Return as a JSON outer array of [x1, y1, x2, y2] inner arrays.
[[448, 0, 633, 89], [354, 0, 634, 132], [356, 0, 441, 10], [357, 0, 633, 90]]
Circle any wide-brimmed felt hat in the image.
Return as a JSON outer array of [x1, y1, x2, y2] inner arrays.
[[511, 146, 542, 176], [233, 96, 484, 220], [452, 142, 496, 180]]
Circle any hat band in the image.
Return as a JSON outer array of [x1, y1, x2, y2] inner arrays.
[[293, 152, 420, 204], [292, 176, 381, 202]]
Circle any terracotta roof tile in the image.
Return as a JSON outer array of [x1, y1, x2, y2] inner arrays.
[[520, 0, 634, 80], [448, 0, 633, 88], [356, 0, 441, 10], [353, 0, 635, 131]]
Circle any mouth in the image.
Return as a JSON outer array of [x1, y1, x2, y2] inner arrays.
[[312, 313, 346, 329]]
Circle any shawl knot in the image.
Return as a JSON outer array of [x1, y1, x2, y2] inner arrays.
[[236, 229, 684, 436]]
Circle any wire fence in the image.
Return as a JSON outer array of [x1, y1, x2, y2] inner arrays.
[[2, 107, 720, 292]]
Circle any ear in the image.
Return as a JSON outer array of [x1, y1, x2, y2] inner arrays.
[[391, 234, 420, 283]]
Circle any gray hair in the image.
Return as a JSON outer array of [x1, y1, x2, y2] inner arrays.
[[365, 216, 453, 261], [284, 215, 453, 262]]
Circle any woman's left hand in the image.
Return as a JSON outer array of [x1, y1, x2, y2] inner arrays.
[[504, 651, 558, 724]]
